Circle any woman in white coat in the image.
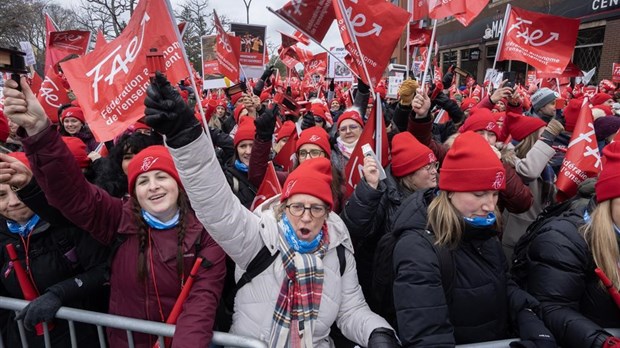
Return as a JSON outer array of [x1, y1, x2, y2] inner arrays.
[[144, 73, 398, 347]]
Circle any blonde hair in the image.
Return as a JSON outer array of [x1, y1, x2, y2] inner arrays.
[[514, 130, 540, 159], [208, 115, 222, 130], [582, 200, 620, 289], [428, 191, 502, 248]]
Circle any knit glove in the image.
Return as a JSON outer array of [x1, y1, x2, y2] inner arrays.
[[329, 79, 335, 92], [255, 104, 278, 141], [357, 78, 370, 94], [398, 79, 419, 106], [144, 72, 202, 148], [260, 66, 275, 81], [540, 119, 564, 146], [300, 112, 316, 131], [442, 65, 454, 88], [368, 327, 400, 348], [15, 291, 62, 332]]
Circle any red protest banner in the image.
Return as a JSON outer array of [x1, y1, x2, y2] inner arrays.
[[214, 10, 241, 82], [60, 0, 191, 142], [404, 27, 433, 49], [273, 0, 335, 43], [305, 52, 328, 77], [428, 0, 466, 20], [497, 6, 580, 74], [556, 100, 602, 200], [250, 161, 282, 211], [37, 69, 72, 123], [412, 0, 429, 21]]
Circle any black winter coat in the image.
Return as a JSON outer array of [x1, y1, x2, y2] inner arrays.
[[525, 210, 620, 348], [392, 190, 545, 347], [340, 166, 411, 308], [224, 164, 257, 210]]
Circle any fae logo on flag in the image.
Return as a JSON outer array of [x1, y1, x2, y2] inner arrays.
[[497, 6, 579, 74], [61, 0, 190, 142], [274, 0, 335, 43]]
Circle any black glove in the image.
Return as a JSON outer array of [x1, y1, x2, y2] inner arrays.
[[368, 327, 400, 348], [513, 309, 556, 348], [301, 112, 316, 131], [442, 71, 454, 88], [255, 104, 278, 141], [357, 78, 370, 94], [261, 66, 275, 81], [15, 291, 62, 332], [329, 79, 335, 92], [144, 72, 202, 148]]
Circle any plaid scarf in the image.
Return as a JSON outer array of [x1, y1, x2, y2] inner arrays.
[[269, 219, 329, 348]]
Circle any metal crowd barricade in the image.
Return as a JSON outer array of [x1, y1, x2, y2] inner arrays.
[[0, 296, 267, 348]]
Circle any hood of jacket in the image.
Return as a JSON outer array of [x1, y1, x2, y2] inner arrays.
[[391, 188, 437, 239]]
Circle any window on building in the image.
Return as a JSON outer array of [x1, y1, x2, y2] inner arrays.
[[573, 27, 604, 82], [442, 51, 457, 73]]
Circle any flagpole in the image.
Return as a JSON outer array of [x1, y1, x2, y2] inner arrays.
[[406, 22, 410, 80], [420, 19, 437, 93], [375, 92, 383, 164], [267, 6, 362, 81], [493, 4, 511, 71], [162, 0, 209, 137], [334, 0, 376, 95]]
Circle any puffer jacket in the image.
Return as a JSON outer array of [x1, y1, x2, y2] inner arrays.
[[168, 132, 392, 348], [224, 163, 257, 209], [525, 210, 620, 348], [21, 126, 227, 348], [392, 190, 545, 346], [340, 165, 411, 307]]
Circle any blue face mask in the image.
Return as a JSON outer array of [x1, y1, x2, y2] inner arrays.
[[280, 213, 323, 253], [7, 214, 41, 237], [234, 159, 249, 173], [463, 212, 497, 228], [141, 209, 180, 230]]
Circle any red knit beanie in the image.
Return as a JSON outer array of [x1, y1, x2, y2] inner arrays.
[[234, 104, 247, 124], [61, 106, 86, 124], [590, 93, 613, 106], [230, 92, 243, 106], [311, 103, 329, 122], [61, 137, 90, 169], [504, 112, 546, 141], [458, 108, 500, 137], [460, 98, 478, 111], [276, 120, 296, 143], [391, 132, 436, 177], [8, 152, 30, 169], [296, 126, 331, 158], [127, 145, 181, 194], [234, 117, 256, 147], [336, 108, 364, 130], [563, 98, 582, 132], [595, 141, 620, 203], [281, 157, 333, 209], [439, 131, 505, 192]]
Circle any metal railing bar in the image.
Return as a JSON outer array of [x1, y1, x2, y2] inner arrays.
[[68, 320, 77, 348], [42, 322, 51, 348], [97, 325, 106, 348]]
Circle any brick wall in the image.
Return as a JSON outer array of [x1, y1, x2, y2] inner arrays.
[[598, 18, 620, 81]]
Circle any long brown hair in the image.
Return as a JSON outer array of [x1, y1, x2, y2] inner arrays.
[[131, 189, 189, 282], [582, 200, 620, 289]]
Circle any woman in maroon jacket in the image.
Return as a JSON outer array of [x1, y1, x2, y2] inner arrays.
[[2, 77, 226, 348]]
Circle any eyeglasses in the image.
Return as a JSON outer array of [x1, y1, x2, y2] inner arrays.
[[286, 203, 329, 218], [298, 149, 325, 159], [338, 124, 361, 133], [423, 162, 440, 173]]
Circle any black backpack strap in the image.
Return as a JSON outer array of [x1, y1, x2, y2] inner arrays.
[[435, 244, 455, 303], [235, 246, 279, 293], [337, 244, 346, 277]]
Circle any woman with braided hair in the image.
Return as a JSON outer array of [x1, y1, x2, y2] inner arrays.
[[2, 77, 226, 348]]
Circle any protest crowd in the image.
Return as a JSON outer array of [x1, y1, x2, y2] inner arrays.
[[1, 0, 620, 347]]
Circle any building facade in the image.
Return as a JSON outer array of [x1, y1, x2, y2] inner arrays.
[[390, 0, 620, 85]]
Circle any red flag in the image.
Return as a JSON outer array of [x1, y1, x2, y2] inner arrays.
[[305, 52, 328, 77], [344, 106, 389, 198], [286, 45, 313, 64], [177, 22, 188, 37], [274, 132, 298, 171], [333, 0, 410, 88], [280, 47, 301, 70], [280, 31, 300, 48], [412, 0, 429, 21], [537, 61, 583, 78], [250, 162, 283, 210], [404, 27, 432, 49], [94, 30, 107, 50], [497, 6, 580, 74], [45, 28, 91, 75], [60, 0, 192, 142], [428, 0, 466, 20], [37, 68, 72, 123], [454, 0, 489, 27], [214, 10, 241, 82], [613, 63, 620, 83], [556, 100, 602, 200], [273, 0, 335, 43], [293, 31, 310, 46], [30, 72, 43, 96]]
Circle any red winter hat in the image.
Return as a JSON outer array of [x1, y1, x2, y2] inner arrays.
[[563, 98, 582, 132], [8, 152, 30, 169], [127, 145, 181, 194], [61, 106, 86, 124], [458, 108, 500, 137], [391, 132, 436, 177], [336, 108, 364, 130], [504, 112, 546, 141], [595, 141, 620, 203], [230, 92, 243, 106], [281, 157, 333, 209], [460, 98, 478, 111], [310, 103, 329, 122], [592, 105, 613, 118], [234, 104, 248, 124], [439, 131, 505, 192], [217, 98, 228, 108], [591, 93, 613, 106], [276, 121, 296, 143], [234, 117, 256, 147], [259, 87, 273, 102], [599, 79, 617, 94], [296, 126, 331, 158], [61, 137, 90, 169]]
